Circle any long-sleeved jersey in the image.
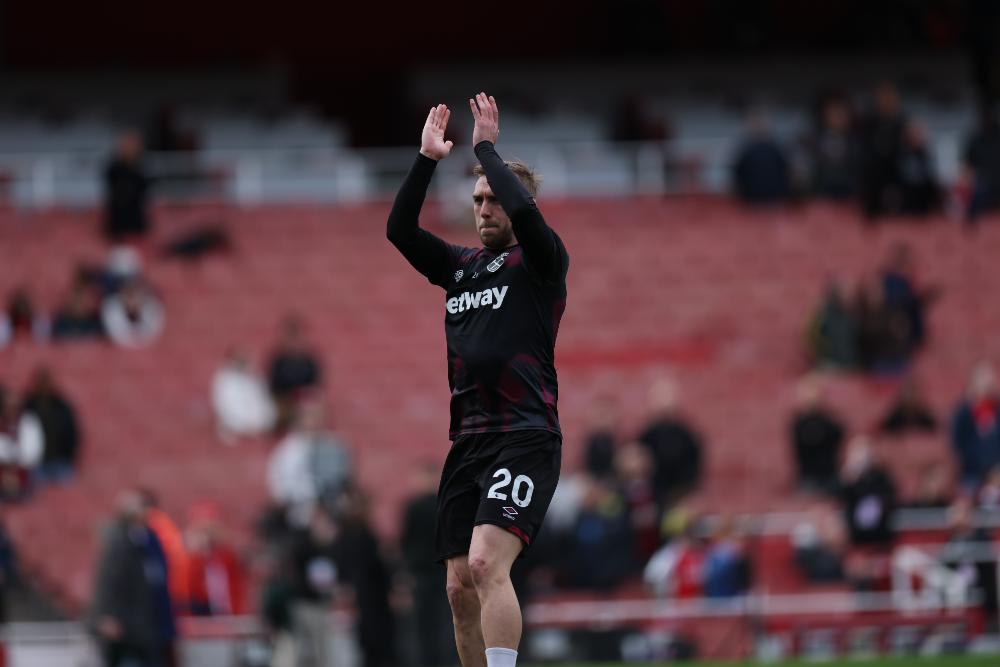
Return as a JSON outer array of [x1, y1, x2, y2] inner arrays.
[[387, 141, 569, 439]]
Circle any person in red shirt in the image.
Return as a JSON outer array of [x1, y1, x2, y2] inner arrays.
[[185, 502, 246, 616]]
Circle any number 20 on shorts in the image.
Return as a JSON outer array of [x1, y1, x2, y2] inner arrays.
[[487, 468, 534, 507]]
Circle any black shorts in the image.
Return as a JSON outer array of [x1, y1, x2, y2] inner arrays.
[[435, 429, 561, 562]]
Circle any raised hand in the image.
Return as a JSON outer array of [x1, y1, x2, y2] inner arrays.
[[469, 92, 500, 146], [420, 104, 454, 161]]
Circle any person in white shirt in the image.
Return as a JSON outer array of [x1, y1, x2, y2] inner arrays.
[[102, 281, 164, 348], [212, 348, 276, 443]]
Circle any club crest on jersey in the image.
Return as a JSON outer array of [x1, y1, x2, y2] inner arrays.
[[487, 252, 510, 273], [454, 269, 464, 282], [502, 507, 518, 520]]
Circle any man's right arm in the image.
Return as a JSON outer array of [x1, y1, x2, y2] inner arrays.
[[386, 153, 454, 286], [387, 103, 459, 287]]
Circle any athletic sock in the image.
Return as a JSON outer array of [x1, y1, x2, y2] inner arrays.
[[485, 647, 518, 667]]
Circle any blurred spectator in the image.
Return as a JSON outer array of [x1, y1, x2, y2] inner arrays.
[[185, 502, 246, 616], [941, 497, 998, 617], [211, 347, 276, 443], [259, 547, 297, 667], [702, 517, 751, 599], [20, 367, 80, 484], [840, 436, 897, 591], [840, 436, 897, 547], [334, 487, 396, 667], [289, 505, 341, 667], [582, 394, 620, 480], [401, 464, 454, 667], [267, 400, 352, 523], [878, 376, 937, 435], [0, 388, 42, 501], [615, 441, 660, 563], [138, 490, 189, 615], [807, 278, 857, 369], [4, 287, 47, 343], [268, 315, 323, 430], [102, 280, 165, 348], [639, 378, 703, 506], [897, 120, 941, 215], [0, 517, 17, 623], [732, 111, 791, 204], [978, 466, 1000, 509], [963, 105, 1000, 223], [643, 517, 705, 599], [790, 376, 845, 494], [951, 361, 1000, 490], [905, 465, 953, 509], [807, 95, 858, 200], [51, 278, 104, 341], [852, 274, 910, 374], [792, 506, 846, 583], [103, 130, 151, 241], [89, 489, 176, 667], [566, 475, 635, 590], [857, 82, 907, 219], [880, 242, 935, 354]]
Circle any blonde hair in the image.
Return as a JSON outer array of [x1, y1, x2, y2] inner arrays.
[[472, 160, 541, 197]]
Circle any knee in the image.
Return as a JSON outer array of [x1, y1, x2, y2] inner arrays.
[[445, 576, 477, 619], [467, 553, 504, 591]]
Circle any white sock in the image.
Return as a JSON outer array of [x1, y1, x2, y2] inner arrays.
[[485, 647, 518, 667]]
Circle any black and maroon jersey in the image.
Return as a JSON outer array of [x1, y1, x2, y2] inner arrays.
[[387, 142, 568, 439]]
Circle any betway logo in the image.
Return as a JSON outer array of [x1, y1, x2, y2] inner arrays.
[[446, 286, 509, 314]]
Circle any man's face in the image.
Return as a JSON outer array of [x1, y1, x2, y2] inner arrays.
[[473, 176, 514, 249]]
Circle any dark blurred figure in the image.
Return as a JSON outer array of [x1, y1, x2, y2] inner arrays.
[[839, 437, 898, 591], [807, 95, 858, 200], [852, 274, 911, 374], [792, 506, 846, 583], [791, 376, 845, 494], [104, 130, 151, 241], [0, 517, 17, 623], [702, 517, 751, 599], [582, 394, 620, 480], [905, 465, 952, 510], [52, 278, 104, 341], [614, 441, 660, 563], [259, 547, 297, 667], [101, 280, 165, 348], [807, 277, 857, 369], [89, 489, 176, 667], [20, 367, 80, 484], [941, 497, 998, 618], [878, 376, 937, 435], [138, 490, 189, 617], [963, 105, 1000, 223], [732, 111, 791, 204], [897, 120, 941, 215], [565, 475, 635, 590], [268, 315, 323, 430], [857, 82, 907, 219], [951, 361, 1000, 490], [147, 105, 195, 153], [290, 506, 340, 667], [638, 378, 703, 506], [401, 464, 455, 667], [6, 287, 45, 342], [185, 503, 246, 616], [335, 487, 396, 667]]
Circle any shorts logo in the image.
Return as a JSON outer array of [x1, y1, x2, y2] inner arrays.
[[454, 269, 464, 282], [502, 507, 518, 520], [487, 252, 510, 273]]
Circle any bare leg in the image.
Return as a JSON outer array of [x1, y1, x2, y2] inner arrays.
[[467, 524, 524, 649], [446, 556, 486, 667]]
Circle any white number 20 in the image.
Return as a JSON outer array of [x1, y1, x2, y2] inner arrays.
[[487, 468, 534, 508]]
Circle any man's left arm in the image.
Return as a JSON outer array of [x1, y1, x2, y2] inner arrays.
[[471, 93, 568, 282]]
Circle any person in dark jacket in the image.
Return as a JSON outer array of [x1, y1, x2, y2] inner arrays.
[[857, 82, 907, 220], [582, 395, 620, 480], [20, 367, 80, 484], [103, 131, 151, 241], [401, 464, 455, 667], [732, 112, 791, 204], [952, 361, 1000, 490], [638, 378, 703, 506], [840, 436, 897, 547], [267, 315, 323, 430], [790, 376, 845, 493], [964, 105, 1000, 223], [89, 489, 176, 667]]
